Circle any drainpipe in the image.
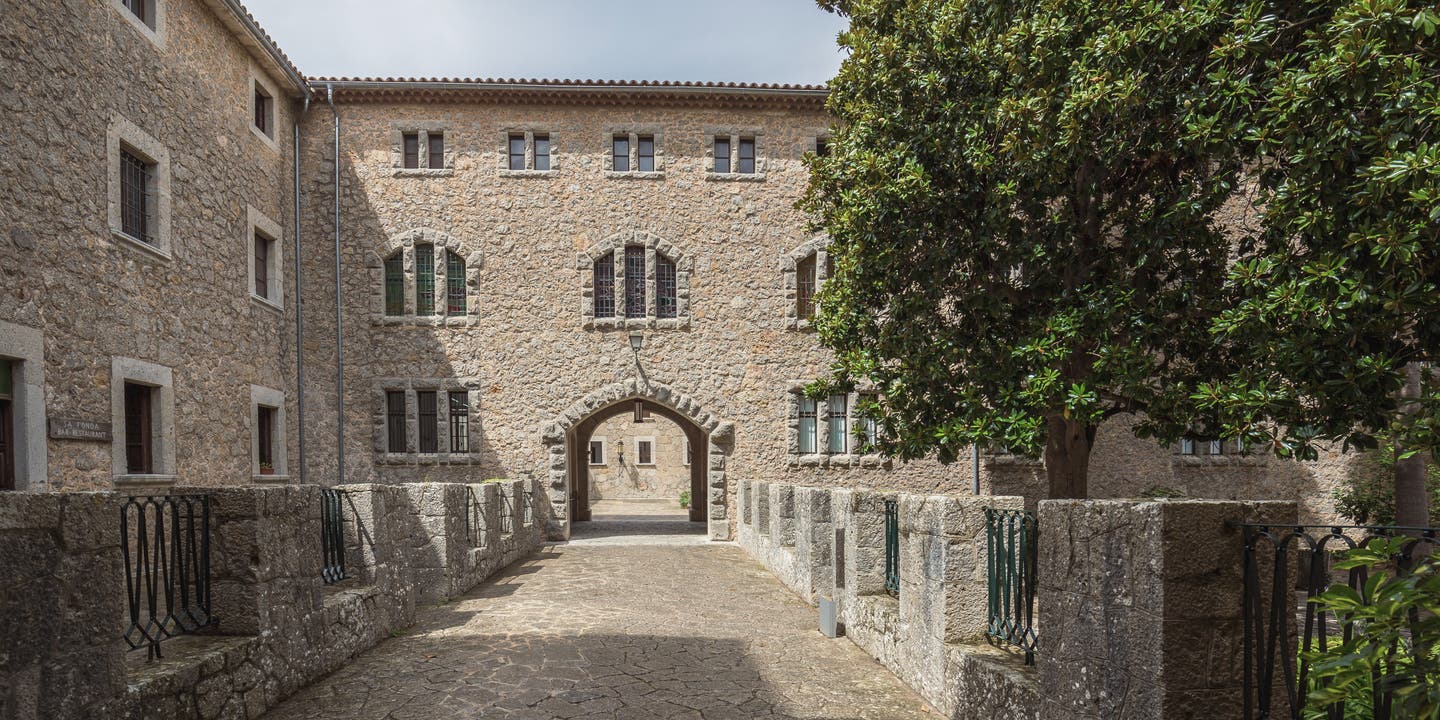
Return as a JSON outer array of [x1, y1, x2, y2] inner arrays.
[[326, 84, 344, 485], [293, 93, 310, 484], [972, 443, 980, 495]]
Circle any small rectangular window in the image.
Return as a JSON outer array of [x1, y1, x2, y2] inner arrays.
[[448, 391, 469, 453], [589, 440, 605, 465], [386, 391, 406, 453], [508, 134, 526, 170], [417, 391, 437, 453], [119, 146, 154, 244], [815, 137, 829, 158], [427, 132, 444, 169], [253, 232, 271, 299], [122, 0, 154, 29], [534, 134, 551, 171], [798, 396, 817, 454], [638, 135, 655, 172], [257, 405, 276, 471], [737, 138, 756, 174], [612, 135, 630, 172], [123, 382, 153, 474], [415, 245, 435, 316], [828, 394, 848, 454], [713, 137, 731, 174], [403, 132, 420, 169], [0, 360, 12, 491], [253, 86, 272, 137], [637, 439, 653, 465]]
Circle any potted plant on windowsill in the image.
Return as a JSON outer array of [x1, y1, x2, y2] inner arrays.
[[679, 490, 691, 509], [259, 462, 275, 476]]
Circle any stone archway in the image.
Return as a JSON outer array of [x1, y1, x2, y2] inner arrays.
[[541, 379, 734, 541]]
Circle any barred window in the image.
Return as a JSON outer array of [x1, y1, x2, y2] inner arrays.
[[384, 255, 404, 316], [427, 133, 444, 169], [857, 393, 880, 449], [415, 244, 435, 316], [253, 85, 273, 137], [403, 132, 420, 169], [417, 391, 437, 453], [612, 135, 630, 172], [446, 251, 466, 316], [797, 254, 817, 320], [253, 232, 272, 299], [120, 147, 154, 244], [797, 396, 818, 454], [828, 394, 849, 454], [624, 246, 646, 319], [657, 255, 677, 319], [386, 391, 406, 453], [256, 406, 276, 469], [123, 382, 154, 474], [594, 252, 615, 318], [448, 391, 469, 453]]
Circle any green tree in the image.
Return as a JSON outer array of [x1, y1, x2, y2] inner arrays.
[[1195, 0, 1440, 524], [804, 0, 1249, 496]]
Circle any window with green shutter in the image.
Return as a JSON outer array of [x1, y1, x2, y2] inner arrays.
[[384, 255, 404, 316], [415, 244, 435, 316]]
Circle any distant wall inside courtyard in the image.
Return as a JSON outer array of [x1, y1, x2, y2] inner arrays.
[[587, 412, 691, 502]]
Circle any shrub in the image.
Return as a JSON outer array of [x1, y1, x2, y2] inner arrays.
[[679, 490, 691, 508]]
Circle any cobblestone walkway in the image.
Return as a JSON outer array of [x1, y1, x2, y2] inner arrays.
[[262, 512, 937, 720]]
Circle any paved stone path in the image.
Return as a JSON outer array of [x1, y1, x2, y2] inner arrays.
[[262, 510, 937, 720]]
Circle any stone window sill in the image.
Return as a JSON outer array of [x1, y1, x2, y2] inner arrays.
[[585, 316, 690, 331], [114, 474, 178, 488], [788, 453, 889, 468], [372, 314, 475, 327], [391, 168, 454, 178], [249, 124, 280, 154], [705, 172, 767, 182], [498, 169, 558, 179], [787, 318, 817, 332], [110, 230, 172, 262], [252, 473, 291, 483], [606, 171, 665, 180], [250, 294, 283, 314], [377, 453, 481, 466]]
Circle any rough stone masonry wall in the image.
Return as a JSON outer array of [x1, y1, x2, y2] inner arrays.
[[0, 0, 299, 491], [0, 481, 543, 720], [588, 413, 691, 501]]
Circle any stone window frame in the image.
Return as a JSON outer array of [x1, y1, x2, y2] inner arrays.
[[806, 131, 832, 158], [498, 128, 559, 177], [782, 235, 834, 331], [247, 206, 284, 312], [785, 383, 888, 468], [588, 436, 608, 466], [1173, 437, 1267, 467], [578, 230, 692, 330], [248, 67, 280, 152], [368, 228, 482, 327], [109, 0, 165, 48], [371, 378, 482, 466], [705, 128, 767, 181], [634, 436, 657, 466], [602, 126, 665, 179], [250, 384, 289, 482], [111, 356, 176, 486], [0, 321, 48, 491], [107, 114, 173, 261], [390, 125, 454, 177]]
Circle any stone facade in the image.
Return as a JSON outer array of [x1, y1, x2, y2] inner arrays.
[[587, 411, 691, 502]]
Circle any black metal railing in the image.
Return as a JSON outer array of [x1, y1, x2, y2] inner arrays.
[[120, 494, 216, 660], [985, 508, 1039, 665], [883, 498, 899, 596], [1240, 523, 1439, 720], [465, 486, 485, 546], [320, 488, 347, 584]]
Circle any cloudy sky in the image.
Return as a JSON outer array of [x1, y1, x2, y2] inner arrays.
[[243, 0, 850, 85]]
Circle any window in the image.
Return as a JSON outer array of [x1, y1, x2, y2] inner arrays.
[[415, 244, 435, 316], [589, 438, 606, 465], [506, 132, 551, 172], [1179, 437, 1240, 456], [253, 231, 272, 299], [656, 255, 677, 319], [384, 256, 404, 315], [624, 246, 646, 319], [593, 252, 615, 318], [828, 394, 849, 454], [446, 251, 466, 316], [737, 137, 756, 174], [815, 137, 830, 158], [797, 254, 817, 320], [386, 391, 406, 453], [119, 147, 155, 244], [713, 137, 731, 174], [508, 134, 526, 170], [121, 0, 155, 28], [256, 406, 276, 473], [0, 323, 45, 491], [123, 382, 153, 474], [534, 134, 550, 171], [427, 133, 444, 169], [0, 361, 13, 491], [403, 132, 420, 169], [798, 397, 818, 454], [448, 391, 469, 453], [636, 438, 654, 466], [684, 440, 692, 467], [612, 135, 630, 172], [417, 391, 438, 453], [250, 385, 287, 477], [857, 393, 880, 449], [638, 136, 655, 171], [253, 85, 273, 137]]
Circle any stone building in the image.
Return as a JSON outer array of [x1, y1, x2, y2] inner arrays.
[[0, 0, 1360, 539]]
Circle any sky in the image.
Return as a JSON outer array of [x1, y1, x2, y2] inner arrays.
[[242, 0, 850, 85]]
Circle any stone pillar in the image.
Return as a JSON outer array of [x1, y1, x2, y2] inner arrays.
[[400, 483, 468, 602], [1037, 499, 1295, 720], [774, 484, 796, 547], [0, 492, 125, 719], [795, 487, 834, 602], [205, 485, 325, 637]]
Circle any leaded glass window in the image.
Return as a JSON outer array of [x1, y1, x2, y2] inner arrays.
[[384, 255, 404, 316], [624, 246, 646, 319], [657, 255, 677, 319], [415, 244, 435, 316], [797, 254, 817, 320], [446, 251, 465, 316], [594, 252, 615, 318]]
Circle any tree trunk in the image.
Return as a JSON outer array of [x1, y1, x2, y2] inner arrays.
[[1045, 414, 1096, 499], [1395, 363, 1430, 527]]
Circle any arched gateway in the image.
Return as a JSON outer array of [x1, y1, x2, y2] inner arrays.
[[541, 379, 734, 541]]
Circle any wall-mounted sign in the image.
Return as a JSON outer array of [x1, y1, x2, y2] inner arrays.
[[49, 417, 112, 442]]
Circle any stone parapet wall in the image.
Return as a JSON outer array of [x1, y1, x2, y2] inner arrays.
[[0, 481, 543, 720]]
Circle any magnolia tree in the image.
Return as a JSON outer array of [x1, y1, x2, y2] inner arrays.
[[803, 0, 1251, 497]]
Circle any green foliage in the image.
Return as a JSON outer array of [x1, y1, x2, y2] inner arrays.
[[804, 0, 1251, 491], [1334, 436, 1440, 525], [679, 490, 691, 509], [1303, 538, 1440, 718], [1139, 485, 1187, 500]]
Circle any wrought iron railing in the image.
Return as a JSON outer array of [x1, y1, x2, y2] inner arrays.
[[120, 494, 216, 660], [985, 508, 1039, 665], [1240, 523, 1439, 720], [320, 488, 347, 584], [465, 486, 485, 547], [883, 498, 899, 596]]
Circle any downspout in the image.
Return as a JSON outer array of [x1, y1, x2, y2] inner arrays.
[[972, 443, 980, 495], [326, 84, 345, 485], [292, 93, 309, 484]]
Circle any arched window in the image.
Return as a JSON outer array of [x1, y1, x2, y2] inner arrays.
[[445, 250, 466, 316], [785, 237, 833, 330], [373, 229, 478, 324], [657, 255, 677, 319], [415, 243, 436, 316], [594, 252, 615, 318], [581, 231, 689, 328], [384, 254, 404, 316], [797, 254, 817, 320], [623, 246, 647, 319]]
